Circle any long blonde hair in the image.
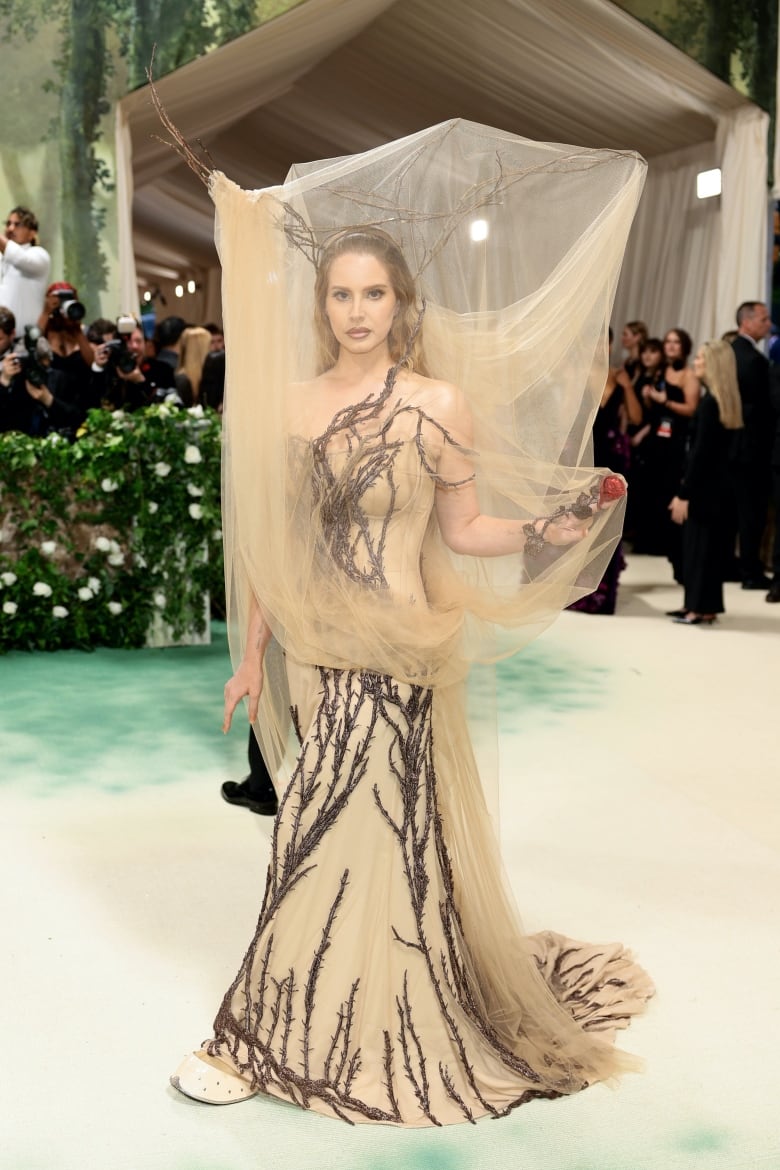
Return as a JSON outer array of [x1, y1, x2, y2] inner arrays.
[[699, 340, 743, 429], [313, 228, 429, 375], [177, 326, 211, 402]]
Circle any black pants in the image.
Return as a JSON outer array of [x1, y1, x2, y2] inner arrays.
[[771, 466, 780, 581], [246, 728, 276, 799], [731, 456, 771, 581]]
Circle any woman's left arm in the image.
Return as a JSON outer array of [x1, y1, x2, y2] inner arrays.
[[432, 384, 609, 558]]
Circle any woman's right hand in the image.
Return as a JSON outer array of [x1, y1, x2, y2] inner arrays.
[[223, 656, 264, 733]]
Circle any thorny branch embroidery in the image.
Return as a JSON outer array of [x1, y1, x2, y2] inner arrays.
[[206, 390, 623, 1124], [209, 666, 571, 1124], [308, 375, 475, 590]]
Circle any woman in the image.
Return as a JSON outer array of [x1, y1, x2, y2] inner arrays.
[[668, 340, 743, 624], [632, 330, 699, 564], [661, 328, 700, 419], [175, 324, 211, 406], [621, 319, 648, 380], [35, 283, 94, 412], [167, 123, 653, 1126], [570, 327, 642, 613], [625, 337, 662, 549]]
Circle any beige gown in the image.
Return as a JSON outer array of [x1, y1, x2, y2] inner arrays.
[[207, 388, 654, 1126]]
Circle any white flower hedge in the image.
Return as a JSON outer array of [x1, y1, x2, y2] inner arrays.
[[0, 406, 224, 652]]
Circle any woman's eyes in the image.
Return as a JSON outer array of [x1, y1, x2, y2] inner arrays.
[[330, 288, 386, 301]]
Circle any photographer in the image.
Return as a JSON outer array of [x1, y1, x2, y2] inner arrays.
[[85, 316, 178, 412], [83, 317, 124, 412], [37, 283, 94, 404], [0, 207, 51, 330], [0, 328, 81, 438], [0, 306, 15, 358]]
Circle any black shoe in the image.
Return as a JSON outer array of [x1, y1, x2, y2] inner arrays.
[[672, 614, 717, 625], [221, 778, 278, 816], [665, 608, 687, 618], [767, 582, 780, 603], [742, 576, 772, 590]]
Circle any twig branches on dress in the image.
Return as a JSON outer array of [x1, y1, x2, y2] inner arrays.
[[146, 53, 214, 187], [277, 124, 634, 280]]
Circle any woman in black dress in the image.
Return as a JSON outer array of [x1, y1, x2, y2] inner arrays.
[[625, 337, 663, 550], [570, 328, 642, 613], [668, 340, 743, 624], [634, 330, 700, 566]]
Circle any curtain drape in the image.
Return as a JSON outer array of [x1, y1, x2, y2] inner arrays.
[[611, 141, 720, 348], [115, 104, 139, 318], [116, 0, 769, 353], [612, 105, 769, 348], [715, 106, 770, 333]]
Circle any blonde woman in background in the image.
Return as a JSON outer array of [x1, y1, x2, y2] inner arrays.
[[668, 340, 744, 624], [175, 325, 211, 406]]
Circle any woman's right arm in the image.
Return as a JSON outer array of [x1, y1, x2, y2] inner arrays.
[[222, 593, 272, 733]]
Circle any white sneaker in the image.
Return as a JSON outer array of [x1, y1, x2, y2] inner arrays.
[[170, 1051, 258, 1105]]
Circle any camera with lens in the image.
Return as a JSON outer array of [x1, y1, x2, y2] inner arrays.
[[51, 288, 85, 324], [13, 326, 50, 389], [103, 315, 138, 375]]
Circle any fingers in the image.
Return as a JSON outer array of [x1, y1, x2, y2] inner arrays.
[[222, 678, 243, 734], [222, 687, 236, 734], [546, 523, 591, 547], [222, 675, 263, 733]]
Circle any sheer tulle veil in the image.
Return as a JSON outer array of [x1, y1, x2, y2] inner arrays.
[[211, 121, 648, 1078], [213, 120, 645, 791]]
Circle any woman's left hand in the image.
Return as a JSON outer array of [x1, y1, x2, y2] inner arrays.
[[544, 514, 593, 546], [669, 496, 688, 525], [223, 656, 264, 733]]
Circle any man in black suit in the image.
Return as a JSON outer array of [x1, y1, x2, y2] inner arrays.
[[731, 301, 773, 589]]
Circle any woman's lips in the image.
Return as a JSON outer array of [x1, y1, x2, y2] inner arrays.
[[347, 328, 369, 337]]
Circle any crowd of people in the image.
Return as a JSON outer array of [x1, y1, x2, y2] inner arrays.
[[0, 205, 225, 441], [575, 308, 780, 614], [2, 204, 778, 613]]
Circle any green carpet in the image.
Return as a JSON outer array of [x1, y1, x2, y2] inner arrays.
[[3, 623, 242, 798], [2, 560, 778, 1170]]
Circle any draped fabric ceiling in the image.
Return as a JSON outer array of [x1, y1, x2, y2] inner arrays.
[[117, 0, 769, 343]]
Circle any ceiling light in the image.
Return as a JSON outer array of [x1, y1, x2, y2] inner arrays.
[[697, 168, 722, 199]]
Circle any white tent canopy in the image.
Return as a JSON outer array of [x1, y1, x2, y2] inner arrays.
[[117, 0, 769, 343]]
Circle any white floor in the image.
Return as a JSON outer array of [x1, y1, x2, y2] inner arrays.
[[1, 556, 778, 1170]]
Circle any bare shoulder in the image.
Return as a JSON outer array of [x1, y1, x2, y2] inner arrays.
[[400, 372, 466, 420], [399, 372, 473, 450]]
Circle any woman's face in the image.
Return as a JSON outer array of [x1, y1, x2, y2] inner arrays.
[[693, 347, 706, 379], [622, 326, 637, 349], [324, 252, 398, 356], [641, 346, 662, 371], [664, 332, 682, 361]]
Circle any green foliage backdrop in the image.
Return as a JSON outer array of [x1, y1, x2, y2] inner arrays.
[[0, 405, 224, 652], [613, 0, 778, 168], [0, 0, 305, 314]]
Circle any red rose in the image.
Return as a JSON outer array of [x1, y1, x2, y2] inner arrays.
[[598, 474, 626, 508]]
